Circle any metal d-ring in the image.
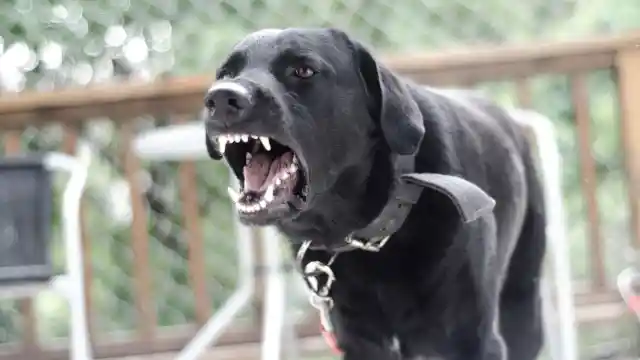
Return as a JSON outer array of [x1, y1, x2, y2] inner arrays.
[[297, 241, 338, 304]]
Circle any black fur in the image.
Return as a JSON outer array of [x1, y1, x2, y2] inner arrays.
[[204, 28, 546, 360]]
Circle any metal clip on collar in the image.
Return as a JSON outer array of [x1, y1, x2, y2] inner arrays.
[[344, 234, 391, 252], [297, 241, 338, 306]]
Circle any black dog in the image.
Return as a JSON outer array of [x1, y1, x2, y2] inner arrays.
[[203, 28, 546, 360]]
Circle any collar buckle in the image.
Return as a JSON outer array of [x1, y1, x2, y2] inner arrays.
[[344, 235, 391, 252]]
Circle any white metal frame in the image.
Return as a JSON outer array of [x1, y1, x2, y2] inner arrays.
[[510, 108, 579, 360], [175, 174, 256, 360], [0, 144, 93, 360], [260, 226, 287, 360], [134, 123, 277, 360], [47, 145, 93, 360]]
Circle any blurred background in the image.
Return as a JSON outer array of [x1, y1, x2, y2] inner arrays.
[[1, 0, 640, 359]]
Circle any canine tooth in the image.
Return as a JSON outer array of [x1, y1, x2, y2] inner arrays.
[[241, 134, 249, 142], [227, 187, 242, 203], [264, 185, 275, 202], [259, 200, 267, 208], [218, 137, 228, 153], [259, 136, 271, 151]]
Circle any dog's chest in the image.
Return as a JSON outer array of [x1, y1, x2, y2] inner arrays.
[[327, 252, 475, 356], [331, 269, 454, 351]]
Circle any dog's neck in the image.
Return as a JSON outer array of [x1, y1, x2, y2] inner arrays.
[[277, 147, 412, 250]]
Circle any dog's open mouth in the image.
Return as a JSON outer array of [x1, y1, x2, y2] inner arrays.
[[218, 134, 308, 215]]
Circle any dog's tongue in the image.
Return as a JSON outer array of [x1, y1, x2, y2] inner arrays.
[[243, 154, 271, 192], [243, 152, 293, 192]]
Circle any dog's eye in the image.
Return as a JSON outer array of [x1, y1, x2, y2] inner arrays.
[[292, 66, 316, 79]]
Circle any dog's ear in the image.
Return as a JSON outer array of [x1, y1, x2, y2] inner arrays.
[[341, 32, 425, 155], [205, 132, 223, 160]]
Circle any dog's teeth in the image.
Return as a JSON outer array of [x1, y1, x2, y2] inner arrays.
[[251, 135, 257, 139], [282, 172, 290, 180], [235, 135, 242, 142], [245, 153, 252, 164], [218, 137, 228, 153], [241, 134, 249, 142], [259, 200, 267, 208], [259, 136, 271, 151], [275, 178, 282, 186], [264, 185, 275, 202], [227, 187, 241, 203]]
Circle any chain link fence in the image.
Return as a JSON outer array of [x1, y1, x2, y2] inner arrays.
[[1, 0, 640, 357]]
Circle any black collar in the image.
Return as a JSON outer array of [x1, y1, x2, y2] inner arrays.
[[331, 154, 496, 253], [296, 153, 497, 303], [332, 154, 421, 252]]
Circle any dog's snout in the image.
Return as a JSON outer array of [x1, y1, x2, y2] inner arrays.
[[205, 82, 253, 124]]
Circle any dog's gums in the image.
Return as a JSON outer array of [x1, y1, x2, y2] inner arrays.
[[217, 133, 309, 214]]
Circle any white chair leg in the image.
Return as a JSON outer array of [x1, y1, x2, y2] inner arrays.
[[260, 226, 286, 360], [175, 175, 256, 360], [45, 147, 93, 360]]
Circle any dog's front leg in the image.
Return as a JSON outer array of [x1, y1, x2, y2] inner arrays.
[[463, 215, 507, 360]]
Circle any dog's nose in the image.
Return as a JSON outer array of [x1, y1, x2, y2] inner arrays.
[[204, 82, 253, 124]]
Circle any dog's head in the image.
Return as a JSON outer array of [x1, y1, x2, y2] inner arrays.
[[204, 28, 424, 245]]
